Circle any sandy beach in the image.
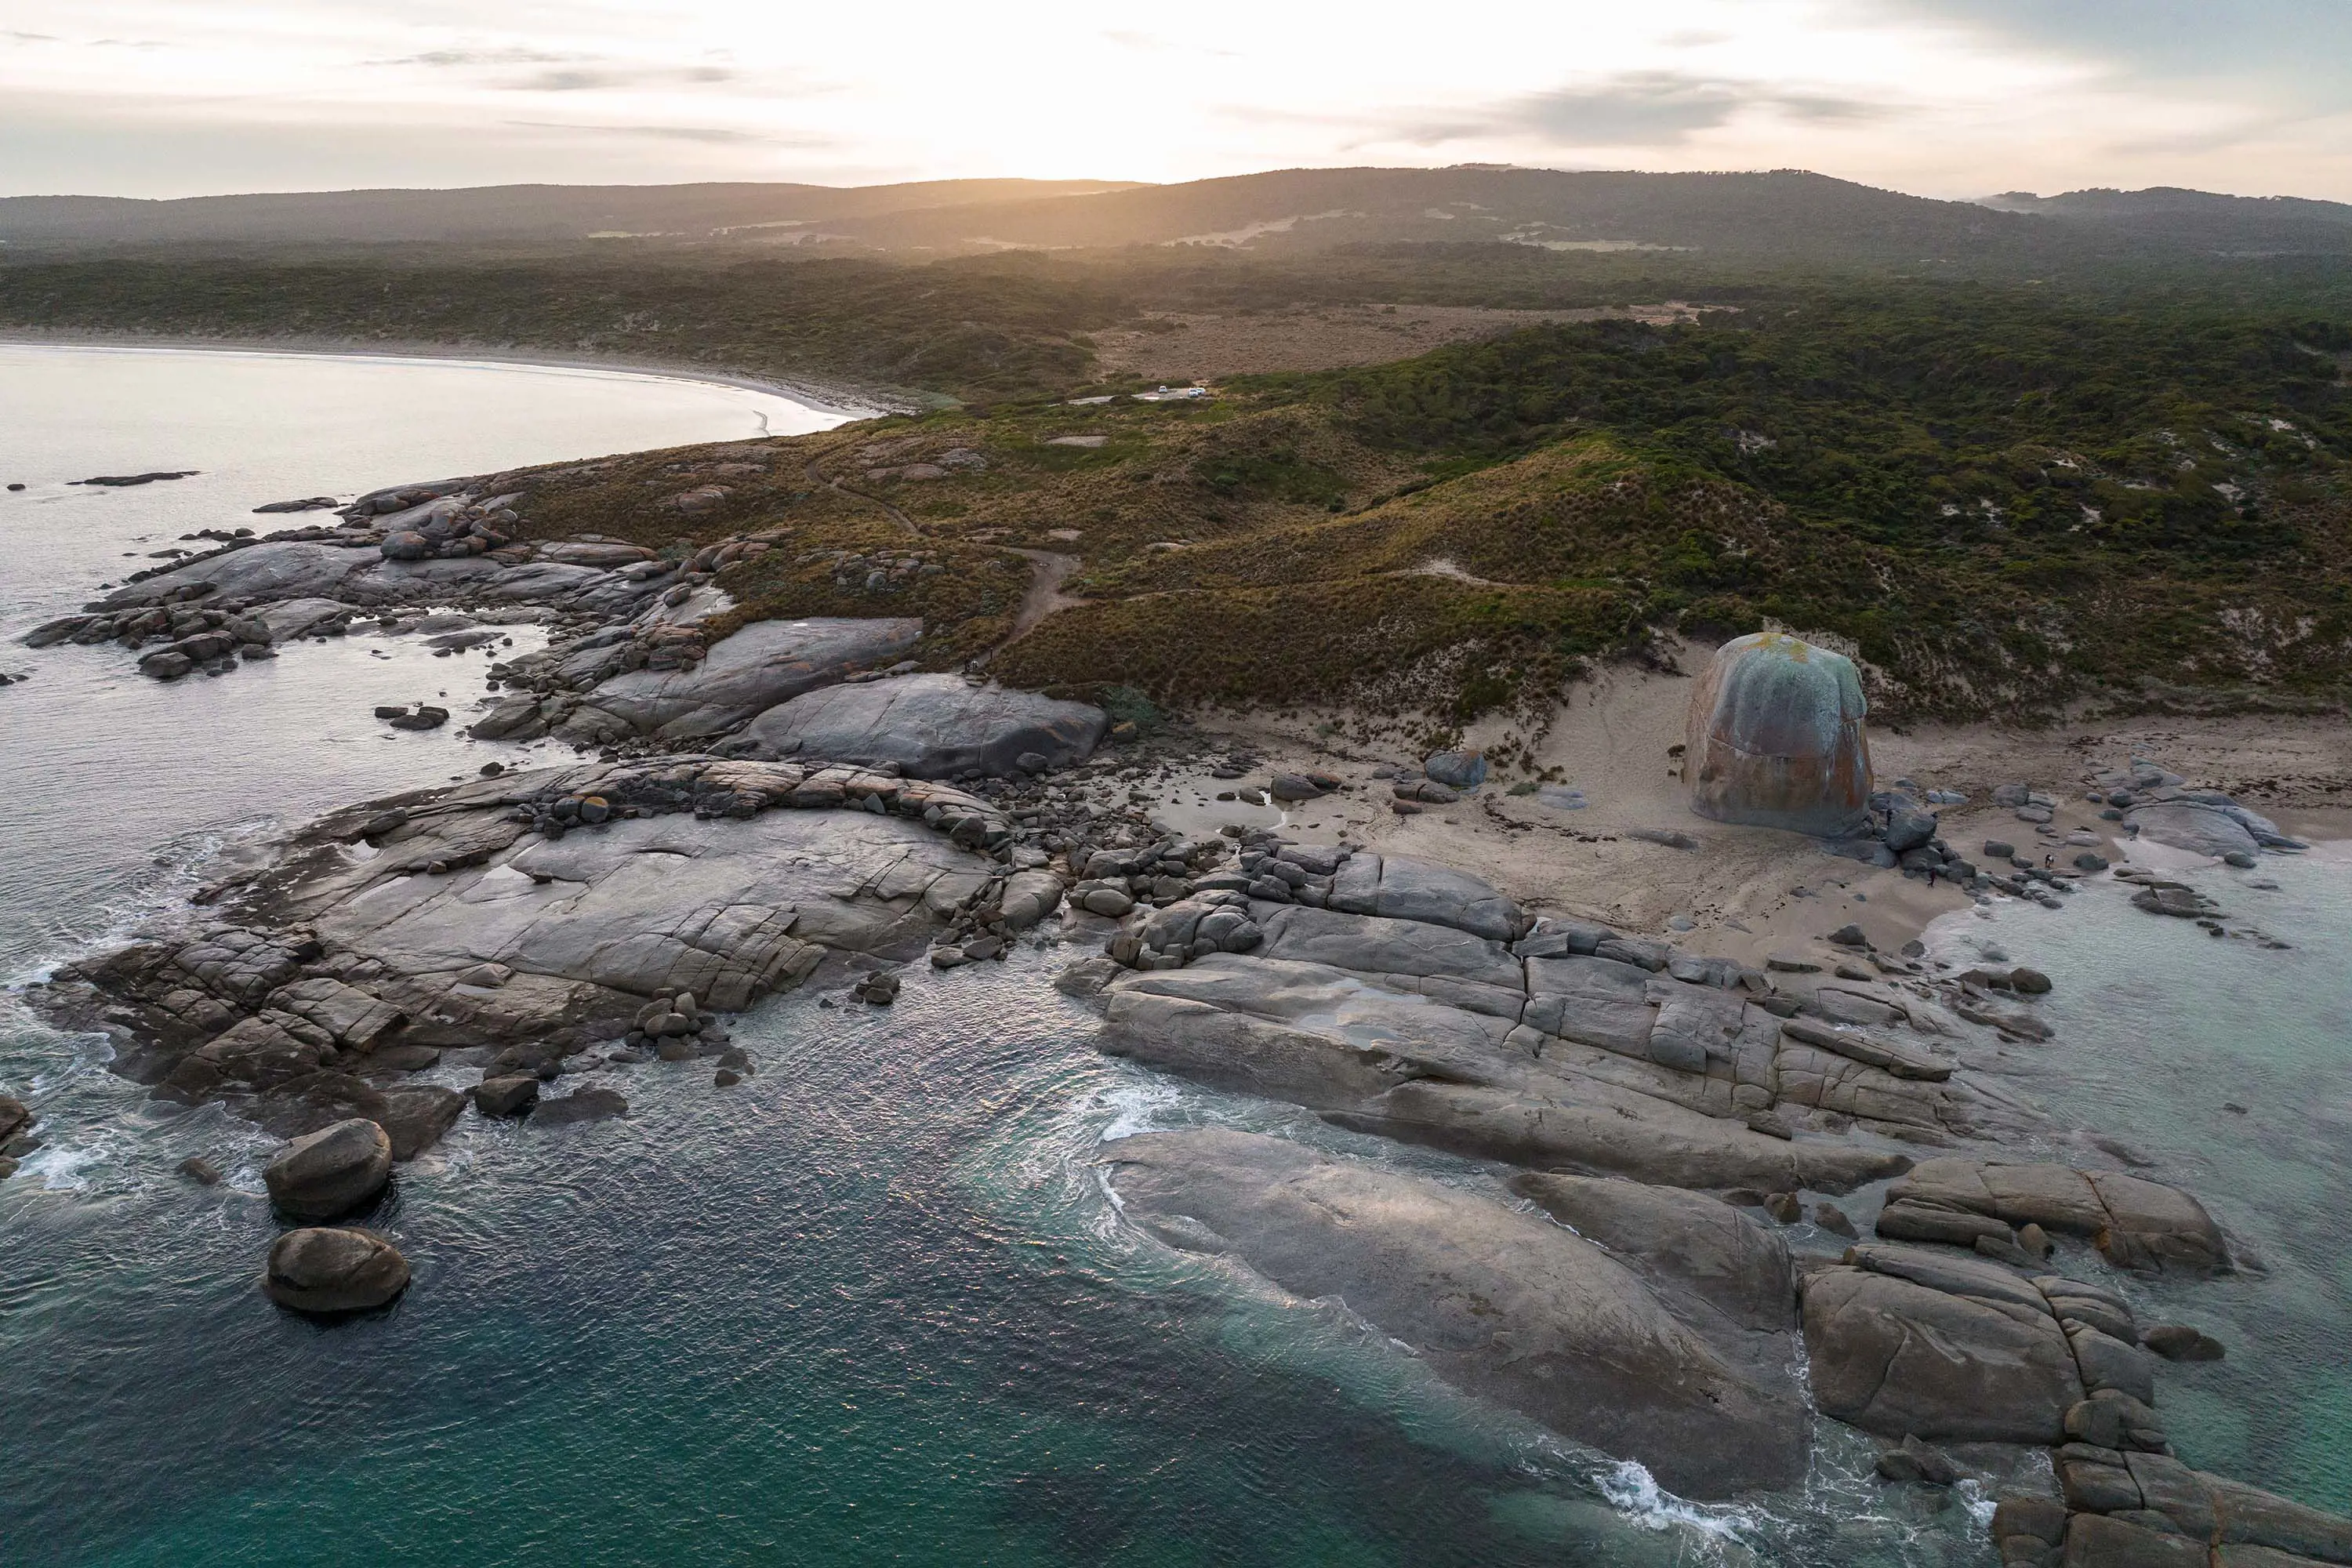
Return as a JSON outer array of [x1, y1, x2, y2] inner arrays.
[[0, 328, 903, 421], [1161, 646, 2352, 969]]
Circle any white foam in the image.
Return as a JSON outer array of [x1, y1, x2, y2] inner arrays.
[[1093, 1073, 1191, 1142], [1596, 1460, 1758, 1543], [21, 1138, 111, 1191]]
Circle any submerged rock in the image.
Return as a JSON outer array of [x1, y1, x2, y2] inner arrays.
[[534, 1087, 628, 1127], [263, 1226, 410, 1314], [1685, 633, 1872, 837], [1102, 1128, 1809, 1499]]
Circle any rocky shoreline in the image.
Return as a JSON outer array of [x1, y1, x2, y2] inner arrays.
[[13, 459, 2352, 1564]]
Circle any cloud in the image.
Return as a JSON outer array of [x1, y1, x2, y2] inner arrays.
[[374, 48, 583, 68], [505, 121, 829, 147], [1866, 0, 2352, 103], [1404, 72, 1891, 149], [507, 65, 738, 93]]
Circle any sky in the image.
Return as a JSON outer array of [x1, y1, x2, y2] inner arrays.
[[3, 0, 2350, 201]]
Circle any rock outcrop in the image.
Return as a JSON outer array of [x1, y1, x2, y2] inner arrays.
[[737, 673, 1106, 779], [1087, 858, 2009, 1192], [91, 539, 657, 619], [2031, 1457, 2352, 1566], [46, 757, 1012, 1138], [1881, 1157, 2230, 1275], [1685, 632, 1873, 837], [263, 1226, 411, 1314], [1100, 1128, 1809, 1499], [1803, 1245, 2087, 1443], [571, 616, 922, 739]]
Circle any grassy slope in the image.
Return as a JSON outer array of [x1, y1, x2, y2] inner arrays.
[[474, 278, 2352, 730]]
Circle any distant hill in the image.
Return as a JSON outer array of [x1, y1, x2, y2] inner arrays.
[[8, 166, 2351, 263], [0, 179, 1143, 248], [2, 165, 2062, 262], [1979, 187, 2352, 255], [827, 167, 2057, 260]]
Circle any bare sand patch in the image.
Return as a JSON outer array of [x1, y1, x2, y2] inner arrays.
[[1090, 302, 1710, 382], [1166, 652, 2352, 971]]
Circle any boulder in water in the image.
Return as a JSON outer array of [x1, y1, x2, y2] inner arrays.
[[1685, 633, 1872, 837], [263, 1226, 410, 1313], [262, 1117, 392, 1219]]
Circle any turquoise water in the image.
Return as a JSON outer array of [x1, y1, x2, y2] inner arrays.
[[4, 345, 2344, 1565], [1929, 849, 2352, 1515]]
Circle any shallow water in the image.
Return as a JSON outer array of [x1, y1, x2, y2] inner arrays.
[[1929, 854, 2352, 1514], [2, 346, 2339, 1566]]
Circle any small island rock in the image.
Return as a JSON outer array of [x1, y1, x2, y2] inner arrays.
[[263, 1226, 410, 1313], [262, 1117, 392, 1220]]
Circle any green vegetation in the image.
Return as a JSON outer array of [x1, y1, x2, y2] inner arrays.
[[0, 253, 1138, 402], [9, 237, 2350, 720]]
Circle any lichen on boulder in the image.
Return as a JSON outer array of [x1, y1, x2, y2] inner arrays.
[[1685, 632, 1873, 837]]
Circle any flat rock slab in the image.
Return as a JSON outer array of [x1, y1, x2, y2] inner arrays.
[[1886, 1158, 2229, 1274], [1101, 956, 1911, 1193], [2126, 800, 2261, 858], [302, 807, 991, 1036], [741, 673, 1105, 779], [1327, 853, 1524, 942], [60, 757, 1012, 1135], [1780, 1016, 1951, 1081], [582, 617, 921, 738], [254, 597, 354, 640], [1510, 1171, 1797, 1341], [1101, 1128, 1809, 1499], [97, 539, 643, 616]]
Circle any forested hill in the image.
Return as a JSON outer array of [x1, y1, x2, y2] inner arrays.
[[0, 178, 1139, 249], [1981, 187, 2352, 256], [9, 166, 2352, 263]]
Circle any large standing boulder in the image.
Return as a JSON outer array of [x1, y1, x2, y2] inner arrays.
[[739, 673, 1105, 779], [263, 1226, 411, 1313], [262, 1117, 392, 1219], [1685, 633, 1872, 837]]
